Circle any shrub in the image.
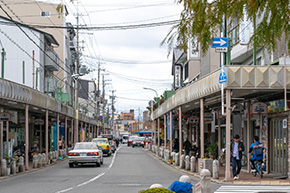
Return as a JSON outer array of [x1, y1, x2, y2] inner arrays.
[[139, 188, 174, 193]]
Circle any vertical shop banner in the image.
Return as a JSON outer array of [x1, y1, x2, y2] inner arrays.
[[261, 117, 268, 172], [81, 128, 86, 142], [175, 65, 181, 88]]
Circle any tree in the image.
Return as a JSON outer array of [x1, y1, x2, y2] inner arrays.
[[162, 0, 290, 54]]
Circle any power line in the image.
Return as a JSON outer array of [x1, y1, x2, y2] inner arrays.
[[1, 19, 180, 31]]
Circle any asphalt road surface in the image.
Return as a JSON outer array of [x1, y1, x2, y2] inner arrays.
[[0, 145, 222, 193]]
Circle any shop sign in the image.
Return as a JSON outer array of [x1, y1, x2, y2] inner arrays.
[[195, 182, 201, 193], [283, 119, 287, 129], [251, 102, 268, 115], [0, 112, 11, 121], [232, 104, 245, 115], [35, 118, 44, 125], [8, 111, 18, 124], [175, 65, 181, 88], [204, 113, 213, 122]]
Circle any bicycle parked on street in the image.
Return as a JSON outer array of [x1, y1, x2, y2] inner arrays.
[[218, 148, 247, 167]]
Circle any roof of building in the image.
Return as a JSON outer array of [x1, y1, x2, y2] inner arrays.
[[0, 15, 59, 46]]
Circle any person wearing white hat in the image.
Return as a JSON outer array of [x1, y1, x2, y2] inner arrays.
[[149, 183, 163, 189], [168, 175, 193, 193]]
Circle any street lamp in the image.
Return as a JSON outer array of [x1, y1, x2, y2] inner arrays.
[[143, 87, 159, 146]]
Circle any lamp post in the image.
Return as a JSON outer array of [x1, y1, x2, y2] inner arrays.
[[143, 87, 159, 145]]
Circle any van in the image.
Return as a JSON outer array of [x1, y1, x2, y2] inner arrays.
[[122, 135, 129, 144]]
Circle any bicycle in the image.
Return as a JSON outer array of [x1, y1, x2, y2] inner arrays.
[[251, 159, 264, 178], [218, 148, 247, 167]]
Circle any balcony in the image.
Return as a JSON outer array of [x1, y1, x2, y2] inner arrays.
[[44, 50, 60, 71]]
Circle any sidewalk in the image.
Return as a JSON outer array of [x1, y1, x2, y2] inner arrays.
[[147, 150, 290, 186], [0, 159, 62, 180]]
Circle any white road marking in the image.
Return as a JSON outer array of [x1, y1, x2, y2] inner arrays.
[[55, 146, 122, 193]]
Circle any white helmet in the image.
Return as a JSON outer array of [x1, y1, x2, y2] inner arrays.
[[149, 184, 163, 189], [179, 175, 191, 183]]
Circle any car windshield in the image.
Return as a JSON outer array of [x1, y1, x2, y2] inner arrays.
[[93, 140, 107, 145], [74, 143, 96, 150]]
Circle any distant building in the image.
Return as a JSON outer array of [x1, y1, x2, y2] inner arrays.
[[143, 111, 150, 122], [120, 109, 135, 120]]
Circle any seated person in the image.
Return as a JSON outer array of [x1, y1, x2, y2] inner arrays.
[[168, 175, 193, 193]]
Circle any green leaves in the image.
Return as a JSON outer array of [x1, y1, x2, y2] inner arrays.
[[162, 0, 290, 55]]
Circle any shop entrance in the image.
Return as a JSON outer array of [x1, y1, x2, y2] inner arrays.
[[269, 118, 288, 175]]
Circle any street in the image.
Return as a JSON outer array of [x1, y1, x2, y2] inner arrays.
[[0, 144, 222, 193]]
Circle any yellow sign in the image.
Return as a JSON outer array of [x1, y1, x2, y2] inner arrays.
[[76, 110, 79, 119]]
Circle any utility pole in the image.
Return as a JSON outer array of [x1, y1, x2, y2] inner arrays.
[[138, 107, 140, 132], [110, 90, 116, 131], [96, 62, 100, 136], [102, 74, 105, 134], [74, 0, 80, 144]]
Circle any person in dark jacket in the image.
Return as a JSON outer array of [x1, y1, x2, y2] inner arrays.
[[230, 134, 245, 180], [173, 138, 179, 153]]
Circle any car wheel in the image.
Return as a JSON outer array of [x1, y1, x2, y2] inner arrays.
[[101, 158, 103, 165], [142, 145, 144, 148], [69, 163, 74, 168], [132, 146, 135, 148], [96, 162, 101, 167]]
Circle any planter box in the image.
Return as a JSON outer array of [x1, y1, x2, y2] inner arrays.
[[198, 159, 213, 176]]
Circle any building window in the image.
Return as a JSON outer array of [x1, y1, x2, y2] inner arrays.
[[184, 63, 188, 80], [40, 12, 50, 17], [228, 25, 240, 46]]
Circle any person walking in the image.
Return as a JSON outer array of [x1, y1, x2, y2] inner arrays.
[[173, 138, 179, 153], [230, 134, 245, 180], [183, 139, 191, 156]]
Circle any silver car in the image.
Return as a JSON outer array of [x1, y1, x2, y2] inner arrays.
[[68, 142, 103, 168]]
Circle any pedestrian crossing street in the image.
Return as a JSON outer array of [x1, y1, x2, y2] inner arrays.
[[215, 185, 290, 193]]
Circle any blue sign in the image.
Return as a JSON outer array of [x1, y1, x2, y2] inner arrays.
[[211, 37, 228, 48], [219, 65, 227, 83]]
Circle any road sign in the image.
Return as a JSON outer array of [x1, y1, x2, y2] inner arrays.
[[211, 37, 228, 48], [219, 65, 227, 83], [283, 119, 287, 128], [215, 47, 228, 53]]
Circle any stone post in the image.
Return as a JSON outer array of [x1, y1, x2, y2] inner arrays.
[[33, 155, 38, 168], [19, 156, 24, 172], [200, 169, 211, 193], [213, 160, 219, 179], [1, 159, 6, 176], [11, 158, 16, 174], [190, 156, 196, 172]]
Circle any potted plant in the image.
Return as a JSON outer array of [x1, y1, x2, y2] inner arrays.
[[206, 142, 218, 159], [5, 155, 11, 175]]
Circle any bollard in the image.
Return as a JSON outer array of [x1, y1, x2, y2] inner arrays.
[[213, 160, 219, 179], [38, 154, 42, 167], [180, 155, 185, 169], [200, 169, 211, 193], [11, 159, 16, 174], [52, 151, 55, 159], [64, 149, 67, 157], [190, 156, 196, 172], [185, 155, 190, 170], [1, 159, 6, 176], [19, 156, 24, 172], [49, 151, 53, 161], [55, 150, 59, 159], [42, 153, 46, 166], [33, 155, 38, 168], [174, 153, 179, 166]]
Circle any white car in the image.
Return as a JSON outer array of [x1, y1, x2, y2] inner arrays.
[[122, 135, 129, 144], [68, 142, 103, 168]]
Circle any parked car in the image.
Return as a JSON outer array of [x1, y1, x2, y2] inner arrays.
[[132, 137, 145, 148], [68, 142, 103, 168], [92, 138, 112, 156], [122, 135, 129, 144]]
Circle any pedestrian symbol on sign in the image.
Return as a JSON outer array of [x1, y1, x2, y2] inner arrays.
[[219, 65, 227, 84]]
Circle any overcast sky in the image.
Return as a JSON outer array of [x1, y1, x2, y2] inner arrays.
[[62, 0, 183, 115]]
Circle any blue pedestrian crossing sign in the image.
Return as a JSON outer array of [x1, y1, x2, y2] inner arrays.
[[219, 65, 227, 84], [211, 37, 228, 48]]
